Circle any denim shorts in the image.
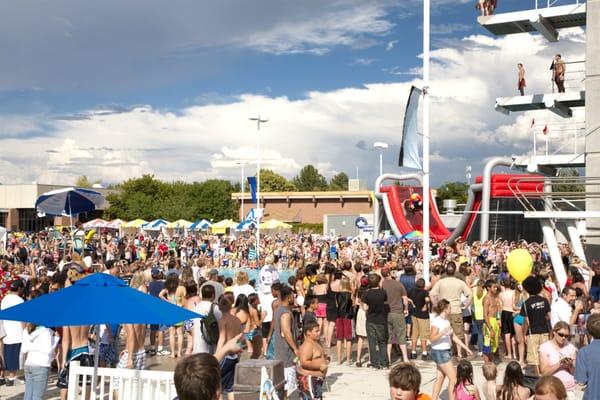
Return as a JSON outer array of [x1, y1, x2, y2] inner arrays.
[[430, 348, 452, 365]]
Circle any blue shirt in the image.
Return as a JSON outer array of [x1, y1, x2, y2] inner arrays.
[[575, 339, 600, 400]]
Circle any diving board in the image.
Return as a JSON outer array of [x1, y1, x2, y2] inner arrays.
[[495, 91, 585, 118], [512, 154, 585, 169], [478, 3, 586, 42]]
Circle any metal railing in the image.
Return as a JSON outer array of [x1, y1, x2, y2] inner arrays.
[[531, 120, 585, 157], [535, 0, 584, 9], [507, 175, 600, 213]]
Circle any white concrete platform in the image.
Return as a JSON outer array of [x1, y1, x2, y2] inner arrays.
[[478, 3, 587, 41], [512, 153, 585, 168], [495, 91, 585, 117]]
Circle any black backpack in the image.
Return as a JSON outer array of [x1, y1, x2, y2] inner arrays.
[[200, 304, 220, 346]]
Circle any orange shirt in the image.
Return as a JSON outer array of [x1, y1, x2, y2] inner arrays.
[[417, 393, 432, 400]]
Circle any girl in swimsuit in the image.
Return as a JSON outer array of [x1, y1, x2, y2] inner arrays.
[[183, 281, 199, 356], [245, 293, 263, 359], [234, 294, 253, 354], [159, 274, 186, 358]]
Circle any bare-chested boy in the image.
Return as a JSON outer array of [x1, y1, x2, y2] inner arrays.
[[216, 296, 243, 400], [297, 321, 329, 400], [483, 282, 502, 362], [113, 284, 148, 397], [59, 269, 93, 400], [60, 325, 92, 400]]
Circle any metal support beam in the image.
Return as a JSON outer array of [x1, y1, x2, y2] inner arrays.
[[529, 14, 558, 42], [541, 219, 568, 290], [545, 99, 573, 118]]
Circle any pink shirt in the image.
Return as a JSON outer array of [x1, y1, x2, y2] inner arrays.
[[538, 341, 577, 390]]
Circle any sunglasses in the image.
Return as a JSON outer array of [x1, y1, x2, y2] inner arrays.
[[556, 332, 570, 338]]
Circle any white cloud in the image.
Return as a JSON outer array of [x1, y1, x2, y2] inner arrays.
[[0, 29, 586, 187], [386, 40, 398, 51], [352, 57, 378, 66], [242, 3, 394, 55], [431, 23, 471, 35]]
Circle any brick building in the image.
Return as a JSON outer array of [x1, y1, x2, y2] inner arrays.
[[231, 191, 373, 224]]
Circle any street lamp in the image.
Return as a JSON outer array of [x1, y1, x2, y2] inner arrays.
[[236, 161, 250, 222], [249, 116, 268, 266], [373, 141, 389, 176]]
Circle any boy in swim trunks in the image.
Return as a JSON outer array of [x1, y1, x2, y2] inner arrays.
[[297, 321, 328, 400], [483, 283, 502, 362]]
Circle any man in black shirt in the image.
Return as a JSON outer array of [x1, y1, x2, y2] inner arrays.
[[520, 276, 550, 373], [361, 273, 388, 369]]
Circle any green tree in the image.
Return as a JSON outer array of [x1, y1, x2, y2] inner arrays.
[[554, 168, 585, 194], [75, 175, 101, 188], [104, 176, 238, 221], [328, 172, 349, 191], [436, 181, 469, 211], [293, 165, 328, 191], [105, 175, 163, 220], [258, 169, 296, 192], [194, 179, 238, 220]]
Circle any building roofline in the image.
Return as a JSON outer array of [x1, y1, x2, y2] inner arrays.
[[231, 190, 372, 200]]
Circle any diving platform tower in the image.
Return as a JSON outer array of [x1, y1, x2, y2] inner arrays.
[[479, 0, 600, 264]]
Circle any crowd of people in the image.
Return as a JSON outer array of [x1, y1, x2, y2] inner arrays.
[[1, 226, 600, 400]]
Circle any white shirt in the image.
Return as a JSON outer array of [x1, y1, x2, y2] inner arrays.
[[551, 297, 572, 327], [192, 300, 222, 354], [1, 293, 24, 344], [21, 327, 60, 367], [430, 315, 452, 350], [258, 291, 275, 323], [232, 284, 255, 302]]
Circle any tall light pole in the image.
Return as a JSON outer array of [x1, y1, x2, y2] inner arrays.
[[249, 116, 268, 265], [373, 141, 389, 176], [422, 0, 431, 283], [236, 161, 249, 222]]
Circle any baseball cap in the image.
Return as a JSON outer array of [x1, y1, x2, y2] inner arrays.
[[151, 267, 161, 277], [10, 279, 24, 291]]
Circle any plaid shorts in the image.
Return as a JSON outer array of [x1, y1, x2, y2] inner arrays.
[[114, 350, 147, 389]]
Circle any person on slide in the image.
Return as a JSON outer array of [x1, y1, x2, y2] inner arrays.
[[408, 193, 423, 212]]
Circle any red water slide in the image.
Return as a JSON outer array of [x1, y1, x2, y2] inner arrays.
[[380, 186, 452, 242], [380, 174, 542, 242]]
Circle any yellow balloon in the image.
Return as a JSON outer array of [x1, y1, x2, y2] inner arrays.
[[85, 229, 96, 243], [506, 249, 533, 283]]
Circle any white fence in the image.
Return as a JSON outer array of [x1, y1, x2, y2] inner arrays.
[[67, 361, 176, 400]]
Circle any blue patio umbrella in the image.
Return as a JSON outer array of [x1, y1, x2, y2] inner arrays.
[[0, 273, 202, 395], [35, 187, 105, 217], [0, 273, 199, 326]]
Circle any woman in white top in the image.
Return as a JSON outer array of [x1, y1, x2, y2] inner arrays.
[[21, 324, 60, 400], [430, 299, 473, 400], [231, 271, 255, 302]]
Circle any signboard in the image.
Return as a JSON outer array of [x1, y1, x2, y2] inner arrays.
[[355, 216, 368, 229]]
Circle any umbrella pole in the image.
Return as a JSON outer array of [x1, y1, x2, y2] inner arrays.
[[91, 324, 100, 399], [69, 198, 74, 256]]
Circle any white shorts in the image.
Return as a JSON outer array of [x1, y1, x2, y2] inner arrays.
[[284, 365, 297, 393]]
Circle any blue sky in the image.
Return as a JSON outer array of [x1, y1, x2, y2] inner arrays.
[[0, 0, 586, 187]]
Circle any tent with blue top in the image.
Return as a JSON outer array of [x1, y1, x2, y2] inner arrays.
[[142, 219, 169, 231], [190, 219, 212, 230]]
